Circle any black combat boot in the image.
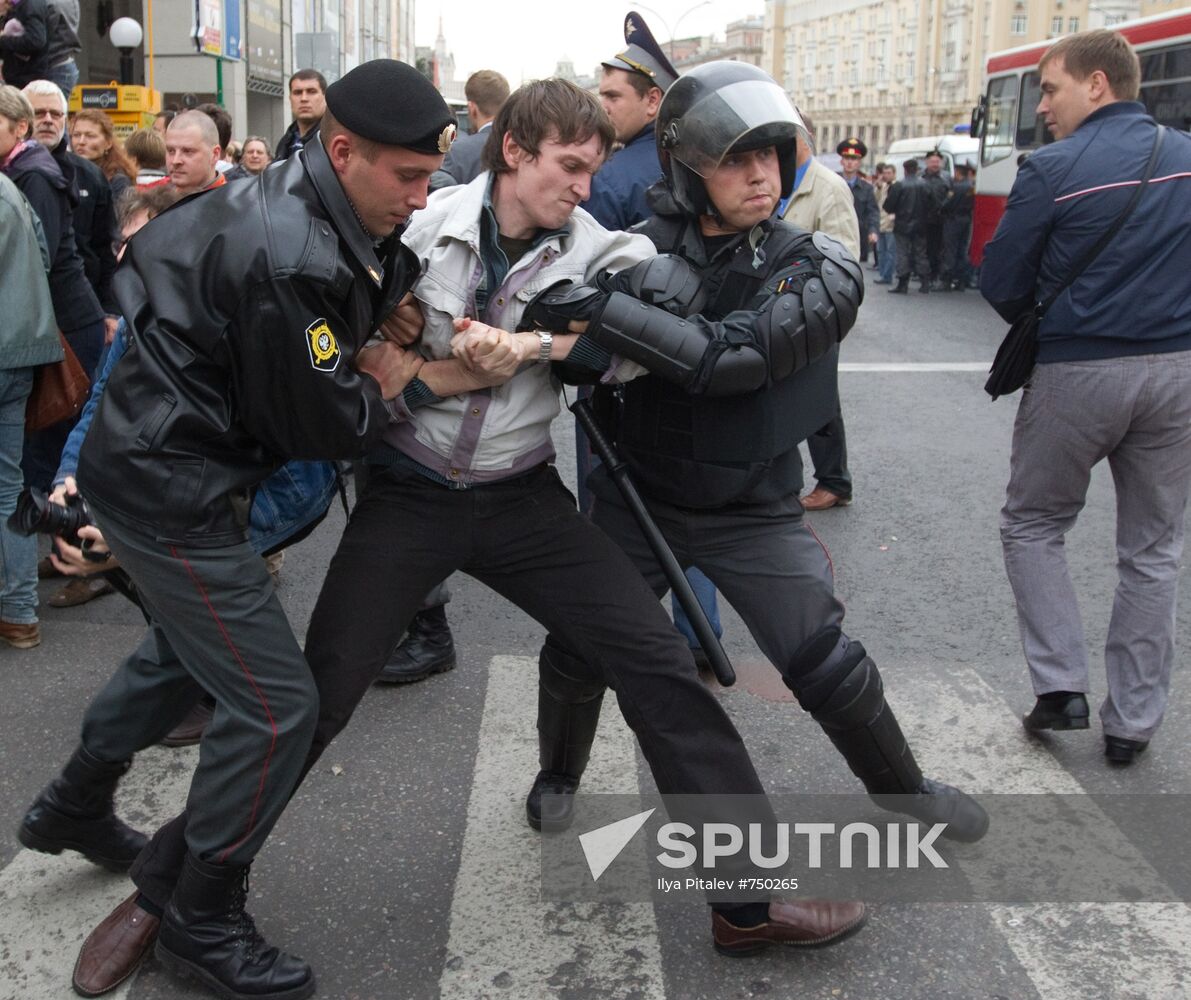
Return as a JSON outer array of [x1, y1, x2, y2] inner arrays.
[[526, 641, 604, 833], [376, 605, 457, 684], [156, 854, 315, 1000], [918, 278, 931, 293], [788, 631, 989, 843], [18, 745, 148, 872], [887, 277, 909, 294]]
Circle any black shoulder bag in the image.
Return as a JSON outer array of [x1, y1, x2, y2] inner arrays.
[[985, 125, 1166, 400]]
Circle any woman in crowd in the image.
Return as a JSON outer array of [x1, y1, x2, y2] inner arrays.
[[124, 127, 168, 188], [69, 108, 134, 201]]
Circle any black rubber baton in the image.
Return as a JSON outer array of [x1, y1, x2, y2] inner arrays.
[[571, 397, 735, 687]]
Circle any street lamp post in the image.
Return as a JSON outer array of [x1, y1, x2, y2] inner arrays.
[[109, 17, 143, 86], [634, 1, 713, 61]]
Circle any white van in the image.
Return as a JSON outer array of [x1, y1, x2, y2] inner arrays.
[[879, 135, 979, 179]]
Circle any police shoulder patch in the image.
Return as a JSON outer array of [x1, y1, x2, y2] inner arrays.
[[306, 318, 341, 373]]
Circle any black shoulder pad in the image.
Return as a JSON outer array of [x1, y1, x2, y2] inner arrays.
[[812, 231, 865, 306]]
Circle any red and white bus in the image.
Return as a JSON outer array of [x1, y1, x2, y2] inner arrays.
[[969, 9, 1191, 265]]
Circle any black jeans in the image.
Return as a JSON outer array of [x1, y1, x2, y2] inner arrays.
[[130, 462, 765, 906]]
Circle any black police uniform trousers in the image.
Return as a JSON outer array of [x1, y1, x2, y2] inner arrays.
[[546, 476, 846, 696], [805, 345, 853, 499], [79, 504, 318, 870], [125, 461, 767, 908]]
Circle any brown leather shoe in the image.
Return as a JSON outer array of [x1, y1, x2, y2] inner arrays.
[[159, 699, 215, 748], [801, 486, 852, 511], [0, 620, 40, 649], [72, 892, 159, 997], [49, 577, 116, 608], [712, 899, 868, 955]]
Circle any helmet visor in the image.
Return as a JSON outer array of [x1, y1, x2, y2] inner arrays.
[[661, 79, 807, 178]]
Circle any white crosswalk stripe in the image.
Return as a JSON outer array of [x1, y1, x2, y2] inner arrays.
[[885, 663, 1191, 1000], [438, 655, 664, 999]]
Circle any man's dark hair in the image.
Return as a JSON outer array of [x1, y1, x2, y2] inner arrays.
[[289, 68, 328, 93], [481, 78, 614, 175], [197, 102, 233, 150], [1040, 28, 1141, 101], [603, 64, 656, 100], [465, 70, 510, 117], [796, 107, 815, 138], [926, 148, 942, 160], [903, 158, 919, 174]]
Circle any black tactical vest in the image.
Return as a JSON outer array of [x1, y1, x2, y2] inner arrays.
[[595, 213, 838, 509]]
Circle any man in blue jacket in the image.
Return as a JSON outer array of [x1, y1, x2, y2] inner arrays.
[[981, 28, 1191, 766], [581, 11, 677, 231]]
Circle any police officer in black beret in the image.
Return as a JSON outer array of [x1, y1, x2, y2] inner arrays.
[[18, 60, 455, 1000]]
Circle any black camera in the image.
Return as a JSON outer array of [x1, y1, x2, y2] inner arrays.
[[8, 486, 93, 550]]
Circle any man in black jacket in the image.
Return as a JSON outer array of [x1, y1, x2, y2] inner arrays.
[[17, 61, 456, 1000], [0, 0, 50, 89], [273, 67, 326, 160], [837, 136, 878, 262], [24, 80, 117, 321], [920, 149, 952, 283], [883, 158, 931, 293], [521, 62, 988, 878]]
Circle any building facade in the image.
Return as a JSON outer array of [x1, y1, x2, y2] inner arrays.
[[76, 0, 415, 148], [762, 0, 1186, 159]]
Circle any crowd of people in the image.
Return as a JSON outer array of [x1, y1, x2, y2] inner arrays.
[[2, 9, 1189, 1000]]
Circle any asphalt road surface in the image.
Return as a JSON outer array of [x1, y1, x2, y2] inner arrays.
[[2, 270, 1189, 1000]]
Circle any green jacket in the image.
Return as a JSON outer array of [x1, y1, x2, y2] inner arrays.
[[0, 171, 61, 370]]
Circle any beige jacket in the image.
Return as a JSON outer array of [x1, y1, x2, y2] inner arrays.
[[781, 158, 860, 258], [874, 180, 896, 234]]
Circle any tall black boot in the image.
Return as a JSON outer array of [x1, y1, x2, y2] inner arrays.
[[376, 604, 456, 684], [787, 630, 989, 843], [156, 853, 315, 1000], [18, 745, 148, 871], [887, 276, 909, 294], [526, 640, 605, 833]]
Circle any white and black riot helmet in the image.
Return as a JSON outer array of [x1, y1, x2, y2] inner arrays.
[[656, 62, 808, 217]]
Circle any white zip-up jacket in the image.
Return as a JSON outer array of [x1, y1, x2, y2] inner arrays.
[[385, 173, 653, 485]]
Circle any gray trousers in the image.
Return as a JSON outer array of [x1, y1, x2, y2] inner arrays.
[[589, 479, 845, 673], [1001, 354, 1191, 741], [894, 230, 929, 280], [80, 507, 318, 866]]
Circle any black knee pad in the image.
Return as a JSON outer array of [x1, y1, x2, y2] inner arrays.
[[539, 637, 606, 706], [783, 627, 870, 713]]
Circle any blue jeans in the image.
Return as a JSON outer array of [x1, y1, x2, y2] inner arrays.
[[671, 566, 723, 648], [1, 368, 38, 624], [877, 232, 896, 283], [46, 58, 79, 103]]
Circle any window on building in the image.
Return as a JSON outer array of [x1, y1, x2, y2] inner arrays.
[[1011, 14, 1028, 34], [1051, 15, 1063, 35], [1068, 17, 1079, 31]]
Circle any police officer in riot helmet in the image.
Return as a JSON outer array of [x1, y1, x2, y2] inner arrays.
[[523, 61, 990, 860]]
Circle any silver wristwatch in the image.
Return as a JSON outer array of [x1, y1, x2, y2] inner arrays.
[[535, 330, 553, 364]]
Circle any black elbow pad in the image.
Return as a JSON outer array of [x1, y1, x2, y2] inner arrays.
[[588, 292, 708, 385], [519, 280, 606, 333], [602, 254, 708, 317]]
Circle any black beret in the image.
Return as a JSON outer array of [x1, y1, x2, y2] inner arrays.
[[325, 59, 457, 155], [837, 136, 867, 158]]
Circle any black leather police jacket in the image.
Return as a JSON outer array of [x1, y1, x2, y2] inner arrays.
[[77, 136, 418, 546]]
